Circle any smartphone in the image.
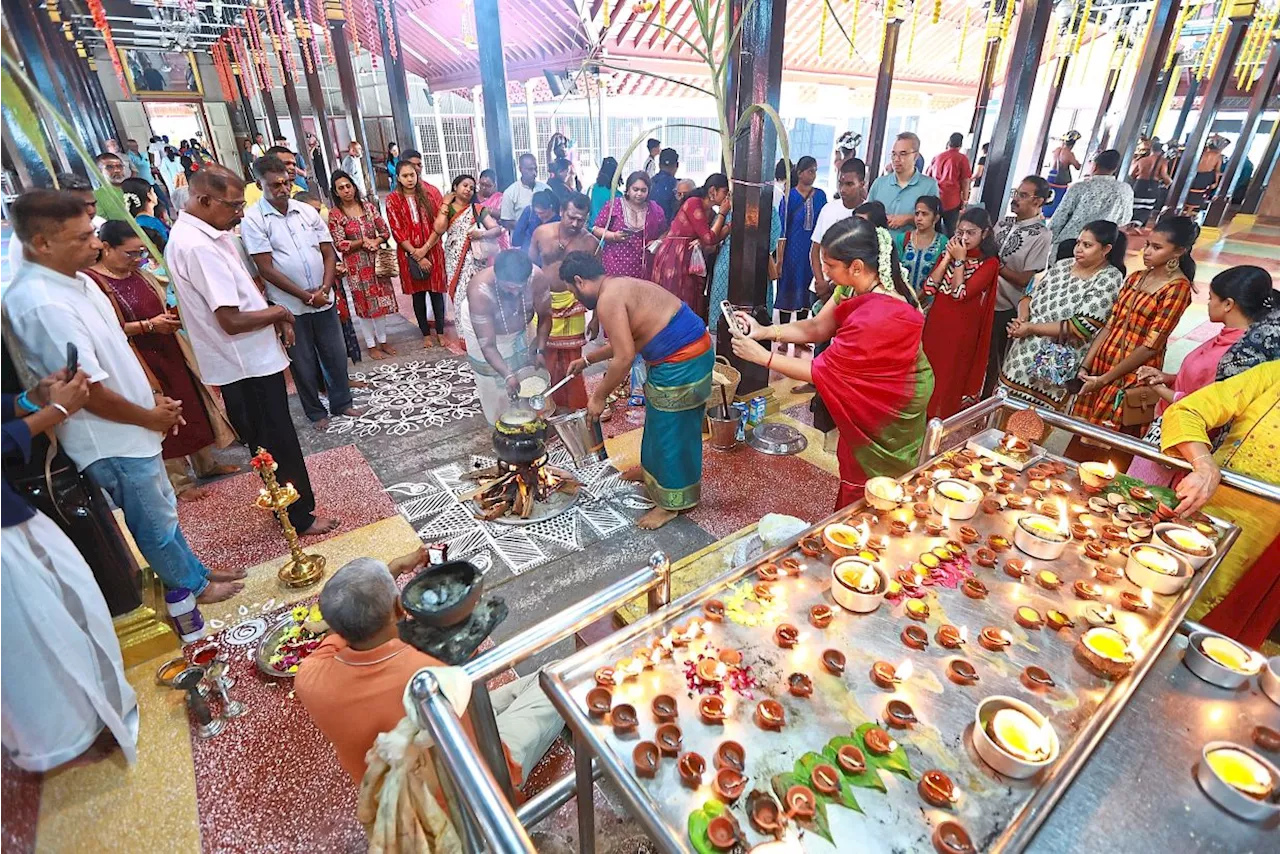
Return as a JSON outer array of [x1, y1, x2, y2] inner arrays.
[[1065, 377, 1085, 395], [720, 300, 747, 337], [65, 342, 78, 378]]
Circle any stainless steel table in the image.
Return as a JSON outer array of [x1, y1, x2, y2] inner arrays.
[[1031, 631, 1280, 852]]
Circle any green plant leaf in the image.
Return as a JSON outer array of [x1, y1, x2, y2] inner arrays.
[[0, 68, 56, 182], [770, 770, 833, 845], [822, 736, 887, 792], [796, 750, 861, 813], [855, 722, 915, 780], [686, 798, 727, 854]]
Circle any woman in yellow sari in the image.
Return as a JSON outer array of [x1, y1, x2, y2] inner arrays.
[[1161, 360, 1280, 648]]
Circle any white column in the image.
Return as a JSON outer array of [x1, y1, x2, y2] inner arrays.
[[472, 84, 488, 171], [524, 79, 537, 159], [432, 92, 450, 182]]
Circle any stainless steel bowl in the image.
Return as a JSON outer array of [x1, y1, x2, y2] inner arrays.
[[748, 422, 807, 455], [1261, 657, 1280, 707], [1195, 741, 1280, 822], [1183, 631, 1262, 689]]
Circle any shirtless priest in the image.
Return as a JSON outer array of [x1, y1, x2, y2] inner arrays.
[[559, 251, 713, 529]]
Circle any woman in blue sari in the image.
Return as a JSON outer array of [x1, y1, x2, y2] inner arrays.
[[776, 156, 826, 324], [709, 202, 782, 350]]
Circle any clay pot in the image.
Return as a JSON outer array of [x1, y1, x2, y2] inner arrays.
[[755, 699, 786, 731], [863, 726, 895, 755], [774, 623, 799, 649], [837, 743, 866, 774], [958, 525, 980, 544], [714, 740, 745, 772], [947, 659, 979, 685], [754, 582, 774, 601], [1004, 558, 1029, 579], [696, 658, 726, 684], [932, 821, 975, 854], [1071, 522, 1090, 541], [758, 562, 780, 582], [937, 624, 965, 649], [987, 534, 1012, 552], [651, 694, 678, 722], [962, 578, 989, 599], [973, 548, 997, 568], [870, 661, 898, 689], [713, 767, 747, 803], [798, 534, 824, 557], [1074, 580, 1104, 601], [780, 557, 802, 576], [884, 699, 917, 728], [913, 502, 931, 519], [890, 519, 911, 537], [980, 497, 1002, 515], [788, 672, 814, 698], [822, 649, 846, 675], [633, 741, 660, 778], [925, 520, 946, 536], [699, 695, 726, 725], [586, 687, 612, 717], [905, 598, 931, 621], [978, 627, 1011, 651], [809, 604, 834, 629], [785, 785, 817, 820], [703, 599, 725, 622], [1015, 606, 1043, 630], [1096, 562, 1123, 582], [902, 625, 929, 650], [919, 770, 957, 808], [748, 791, 784, 835], [1120, 591, 1149, 612], [677, 752, 706, 788], [1084, 540, 1109, 561], [1046, 610, 1074, 630], [1036, 570, 1062, 590], [594, 667, 616, 688], [610, 703, 638, 734], [811, 763, 841, 796], [655, 723, 683, 756], [1021, 665, 1055, 691], [1253, 725, 1280, 752], [706, 815, 739, 851]]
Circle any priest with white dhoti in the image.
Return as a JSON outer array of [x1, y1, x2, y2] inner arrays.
[[1, 371, 139, 771]]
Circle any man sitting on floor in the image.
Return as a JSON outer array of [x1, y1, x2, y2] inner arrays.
[[295, 551, 564, 793]]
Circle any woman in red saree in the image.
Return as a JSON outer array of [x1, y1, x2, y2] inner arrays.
[[920, 208, 1000, 419], [731, 217, 934, 508], [386, 161, 447, 347], [651, 173, 731, 319]]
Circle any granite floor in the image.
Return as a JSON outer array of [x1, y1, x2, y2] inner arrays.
[[0, 215, 1273, 853]]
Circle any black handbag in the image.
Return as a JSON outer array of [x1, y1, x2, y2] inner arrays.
[[405, 252, 430, 281]]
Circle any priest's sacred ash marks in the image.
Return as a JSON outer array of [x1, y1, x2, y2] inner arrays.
[[325, 358, 481, 437], [387, 448, 655, 575]]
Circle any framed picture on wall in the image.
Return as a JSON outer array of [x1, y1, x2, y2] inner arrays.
[[118, 49, 203, 98]]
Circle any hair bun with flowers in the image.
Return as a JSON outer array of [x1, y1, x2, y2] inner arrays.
[[875, 227, 893, 282], [123, 191, 141, 213]]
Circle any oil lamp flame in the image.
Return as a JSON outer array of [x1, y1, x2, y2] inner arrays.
[[1104, 461, 1116, 478], [1141, 588, 1153, 608], [897, 660, 914, 682], [999, 629, 1013, 645], [959, 625, 969, 644], [941, 506, 951, 528], [1056, 499, 1069, 535], [857, 520, 871, 550]]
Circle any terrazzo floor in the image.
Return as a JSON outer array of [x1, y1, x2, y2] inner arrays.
[[0, 216, 1273, 853]]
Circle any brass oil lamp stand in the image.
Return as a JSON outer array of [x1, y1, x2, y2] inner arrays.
[[251, 448, 326, 589]]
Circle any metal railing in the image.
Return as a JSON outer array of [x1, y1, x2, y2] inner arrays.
[[406, 551, 671, 853]]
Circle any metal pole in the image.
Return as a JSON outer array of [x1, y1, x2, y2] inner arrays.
[[968, 37, 1002, 164], [432, 93, 451, 181], [979, 0, 1055, 218], [1115, 0, 1183, 179], [234, 69, 261, 140], [474, 0, 516, 186], [1032, 55, 1072, 175], [1083, 65, 1122, 163], [573, 727, 597, 854], [468, 682, 517, 802], [258, 83, 285, 142], [6, 0, 78, 175], [374, 0, 415, 153], [1169, 76, 1200, 147], [917, 417, 946, 466], [646, 550, 671, 613], [1241, 110, 1280, 213], [1203, 41, 1280, 227], [409, 672, 537, 852], [865, 18, 903, 180], [326, 1, 376, 193]]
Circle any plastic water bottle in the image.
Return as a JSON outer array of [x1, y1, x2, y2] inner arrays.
[[165, 588, 206, 645]]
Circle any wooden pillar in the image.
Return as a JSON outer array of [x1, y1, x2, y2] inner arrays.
[[1115, 0, 1183, 178], [722, 0, 787, 398], [1167, 7, 1254, 215], [326, 0, 376, 191], [1083, 65, 1123, 163], [293, 14, 337, 188], [968, 37, 1002, 163], [233, 66, 260, 138], [6, 0, 80, 175], [474, 0, 516, 187], [1242, 109, 1280, 214], [1168, 76, 1200, 147], [1203, 41, 1280, 226], [1137, 53, 1182, 143], [258, 83, 285, 142], [865, 19, 903, 180], [274, 40, 310, 159], [980, 0, 1055, 217], [1032, 55, 1071, 174], [375, 0, 415, 152]]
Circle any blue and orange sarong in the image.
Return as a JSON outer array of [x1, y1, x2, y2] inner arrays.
[[639, 305, 714, 511]]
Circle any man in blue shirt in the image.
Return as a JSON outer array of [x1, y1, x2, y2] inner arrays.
[[867, 132, 940, 237], [651, 148, 680, 222]]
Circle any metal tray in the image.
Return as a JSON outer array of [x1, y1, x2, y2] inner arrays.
[[749, 422, 808, 455], [542, 449, 1239, 852]]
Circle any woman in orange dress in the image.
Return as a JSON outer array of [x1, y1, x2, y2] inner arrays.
[[1072, 216, 1197, 436], [650, 173, 731, 319], [385, 161, 447, 348], [919, 208, 1000, 419]]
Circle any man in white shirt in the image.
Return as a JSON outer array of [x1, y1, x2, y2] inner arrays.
[[340, 141, 368, 195], [240, 155, 361, 430], [5, 174, 104, 282], [4, 189, 243, 602], [643, 138, 661, 177], [166, 165, 339, 536], [500, 153, 549, 232], [809, 158, 867, 296]]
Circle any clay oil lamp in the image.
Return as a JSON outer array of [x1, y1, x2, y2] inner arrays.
[[837, 743, 866, 774], [957, 524, 981, 544], [999, 433, 1032, 457], [931, 478, 982, 521], [1120, 588, 1153, 612], [809, 603, 834, 629], [755, 699, 786, 731], [975, 698, 1059, 777], [719, 647, 742, 666], [586, 687, 613, 718], [774, 623, 799, 649], [1037, 569, 1062, 590], [978, 626, 1013, 652], [1073, 579, 1104, 601], [651, 694, 678, 723], [871, 659, 911, 690], [978, 457, 999, 475], [1028, 476, 1050, 493], [758, 562, 780, 582], [594, 666, 617, 688], [1078, 460, 1118, 493], [1084, 540, 1110, 562], [1015, 606, 1044, 630], [988, 533, 1013, 552], [702, 599, 726, 623], [889, 518, 911, 537], [1096, 561, 1123, 582], [962, 577, 989, 599], [831, 557, 888, 613], [866, 476, 907, 510], [1070, 522, 1090, 541], [715, 740, 746, 772], [712, 766, 748, 804], [1156, 501, 1179, 521], [1083, 603, 1117, 627], [925, 518, 947, 537], [884, 699, 918, 729], [1050, 479, 1072, 495], [1014, 513, 1070, 560], [798, 533, 825, 557], [981, 496, 1003, 515], [1201, 745, 1279, 813], [973, 548, 997, 568], [905, 598, 931, 621], [947, 659, 980, 685], [747, 791, 785, 835], [1128, 485, 1153, 502], [706, 814, 740, 851], [1004, 557, 1029, 580], [864, 726, 897, 756], [994, 479, 1014, 495], [655, 722, 683, 756], [945, 540, 967, 559], [823, 522, 864, 557], [937, 624, 966, 649], [919, 770, 958, 808], [811, 763, 841, 797], [1046, 609, 1075, 630], [896, 568, 921, 592], [913, 501, 931, 519], [821, 648, 847, 675], [677, 751, 706, 789], [902, 625, 929, 650], [754, 582, 775, 601], [699, 695, 726, 725], [788, 672, 814, 698], [785, 784, 818, 820], [633, 741, 660, 778], [1101, 523, 1126, 543], [1253, 726, 1280, 753], [1021, 665, 1055, 691], [611, 703, 638, 735], [780, 556, 803, 576], [933, 821, 976, 854], [1006, 493, 1033, 510], [1077, 626, 1136, 678], [696, 657, 729, 685]]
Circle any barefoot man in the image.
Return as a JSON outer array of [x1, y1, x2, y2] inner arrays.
[[460, 249, 552, 425], [559, 251, 712, 529], [529, 192, 598, 413]]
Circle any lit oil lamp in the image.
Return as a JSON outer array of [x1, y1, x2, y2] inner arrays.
[[1120, 588, 1153, 612], [1204, 746, 1276, 803], [978, 626, 1013, 652], [866, 476, 906, 510], [905, 598, 931, 621], [755, 699, 786, 731], [1004, 557, 1029, 580], [871, 659, 912, 690], [823, 522, 865, 557], [1070, 522, 1090, 540], [1096, 562, 1123, 582], [822, 648, 846, 675], [925, 518, 947, 537], [889, 518, 911, 537], [699, 695, 726, 725], [696, 657, 728, 685], [1006, 493, 1033, 510], [931, 478, 982, 520], [1077, 626, 1135, 678], [947, 659, 980, 685], [1083, 603, 1116, 627], [677, 751, 706, 788], [863, 726, 897, 755], [995, 480, 1014, 495], [714, 740, 745, 772], [809, 603, 834, 629], [788, 672, 814, 697], [1037, 569, 1062, 590], [1046, 610, 1074, 630], [1015, 606, 1044, 630], [962, 578, 989, 599], [1201, 636, 1263, 675], [779, 556, 802, 576], [633, 741, 660, 778], [1014, 512, 1069, 560], [594, 666, 616, 687], [896, 569, 921, 591], [937, 624, 966, 649], [902, 625, 929, 650], [1073, 579, 1104, 601], [1078, 460, 1118, 493], [758, 562, 780, 582], [831, 557, 887, 613], [774, 623, 799, 648], [1186, 634, 1265, 689], [1084, 540, 1110, 562], [981, 703, 1056, 767], [988, 533, 1013, 552], [1156, 524, 1217, 566], [884, 699, 917, 728], [754, 582, 775, 601], [919, 770, 959, 808], [998, 433, 1032, 456]]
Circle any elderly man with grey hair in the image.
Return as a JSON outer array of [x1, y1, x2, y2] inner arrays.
[[295, 550, 564, 791], [674, 178, 697, 209], [867, 131, 940, 235]]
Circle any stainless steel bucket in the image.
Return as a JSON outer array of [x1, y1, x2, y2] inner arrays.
[[548, 409, 607, 465]]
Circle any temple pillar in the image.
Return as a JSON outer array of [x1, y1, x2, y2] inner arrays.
[[1032, 54, 1071, 174], [865, 18, 903, 179], [968, 37, 1002, 163], [293, 14, 338, 190], [1203, 40, 1280, 227], [1083, 64, 1123, 162], [375, 0, 416, 155], [1116, 0, 1184, 177], [474, 0, 516, 186], [326, 0, 377, 191]]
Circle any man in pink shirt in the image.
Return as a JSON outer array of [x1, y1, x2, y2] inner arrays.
[[927, 133, 973, 235]]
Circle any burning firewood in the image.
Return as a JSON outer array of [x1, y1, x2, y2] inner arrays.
[[465, 465, 502, 481], [477, 500, 510, 521]]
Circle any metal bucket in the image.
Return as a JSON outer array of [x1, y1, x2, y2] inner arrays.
[[548, 409, 607, 465], [707, 409, 740, 450]]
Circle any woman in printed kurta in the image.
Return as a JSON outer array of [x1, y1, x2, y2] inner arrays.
[[999, 222, 1125, 411], [899, 195, 948, 305], [776, 156, 828, 321], [920, 208, 1001, 419], [386, 161, 447, 347], [1072, 216, 1197, 433], [731, 217, 933, 509], [329, 171, 398, 359], [651, 174, 731, 319]]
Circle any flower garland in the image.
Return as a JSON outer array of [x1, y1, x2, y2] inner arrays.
[[211, 40, 236, 100], [819, 0, 827, 57], [294, 15, 316, 76], [381, 0, 398, 61], [269, 0, 296, 78], [310, 0, 336, 68], [246, 6, 273, 90], [1072, 0, 1091, 55], [932, 0, 941, 26], [907, 0, 920, 64], [229, 28, 251, 88], [848, 0, 860, 59], [86, 0, 128, 95], [342, 0, 360, 54], [957, 6, 968, 66]]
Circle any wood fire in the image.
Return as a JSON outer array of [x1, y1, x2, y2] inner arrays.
[[464, 455, 580, 521]]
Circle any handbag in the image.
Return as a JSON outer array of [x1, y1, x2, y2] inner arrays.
[[405, 252, 430, 281], [375, 243, 398, 279], [1120, 385, 1161, 428]]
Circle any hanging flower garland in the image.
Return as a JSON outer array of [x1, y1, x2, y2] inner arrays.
[[86, 0, 128, 94], [907, 0, 920, 64], [228, 28, 249, 86], [1072, 0, 1092, 55], [957, 6, 969, 66], [269, 0, 296, 77], [381, 0, 398, 60], [848, 0, 861, 59], [819, 0, 828, 57], [342, 0, 360, 54], [933, 0, 941, 25], [878, 0, 896, 65], [310, 0, 337, 68], [1165, 0, 1203, 71], [211, 40, 236, 101], [603, 0, 610, 28]]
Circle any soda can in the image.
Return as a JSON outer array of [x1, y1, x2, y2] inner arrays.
[[748, 395, 767, 425], [731, 402, 748, 442]]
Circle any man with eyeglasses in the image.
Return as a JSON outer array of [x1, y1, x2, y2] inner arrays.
[[985, 176, 1055, 394], [243, 146, 323, 213], [166, 165, 340, 536], [6, 173, 102, 279], [867, 132, 939, 238]]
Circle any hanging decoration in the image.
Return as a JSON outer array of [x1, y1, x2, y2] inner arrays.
[[660, 0, 666, 26], [269, 0, 296, 77], [849, 0, 861, 58], [603, 0, 610, 28], [1165, 0, 1205, 71], [1197, 0, 1232, 80], [460, 0, 477, 50], [1077, 11, 1099, 85], [1072, 0, 1092, 55], [879, 0, 898, 66], [933, 0, 941, 25], [310, 0, 337, 68], [908, 0, 920, 63], [211, 39, 236, 100], [819, 0, 828, 57], [245, 5, 273, 90], [1237, 6, 1278, 90], [1000, 0, 1016, 41], [380, 0, 399, 59], [85, 0, 128, 95], [957, 6, 969, 66], [342, 0, 360, 54]]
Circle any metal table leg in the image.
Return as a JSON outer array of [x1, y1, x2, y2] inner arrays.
[[574, 726, 597, 854]]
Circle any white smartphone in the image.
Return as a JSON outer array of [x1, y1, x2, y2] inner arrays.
[[720, 300, 747, 337]]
